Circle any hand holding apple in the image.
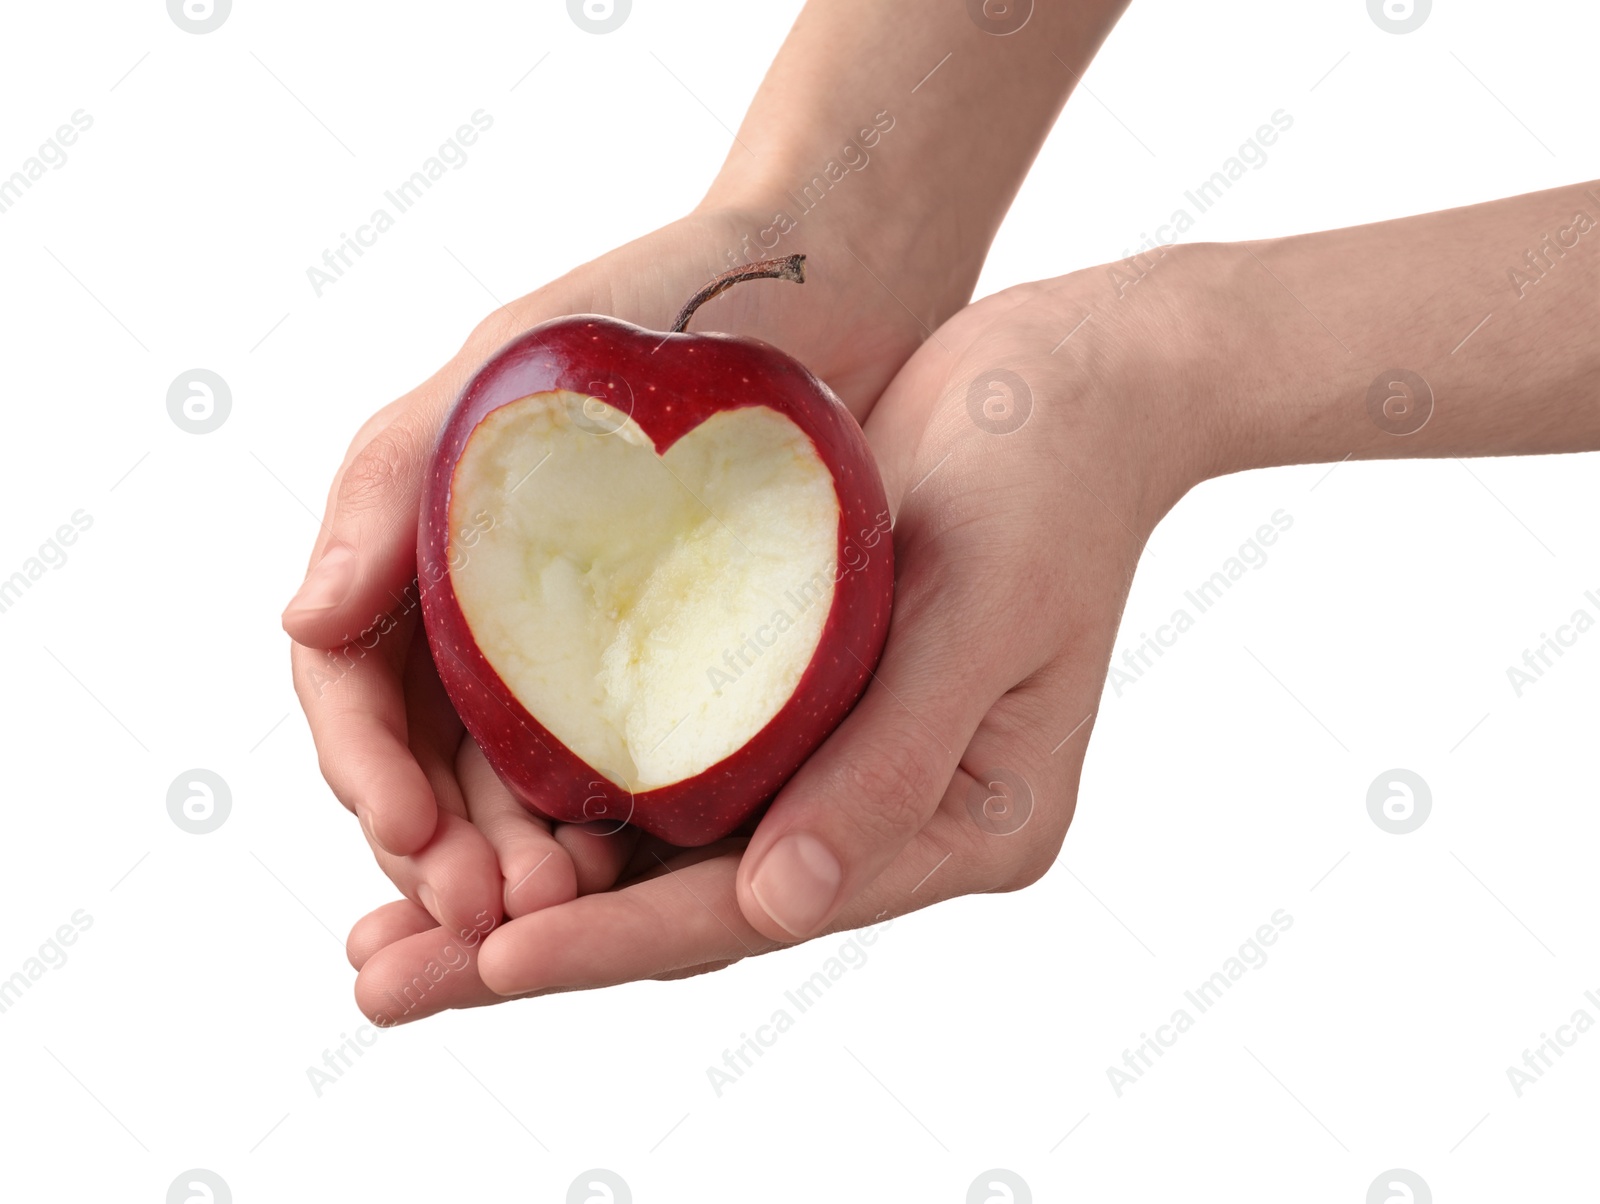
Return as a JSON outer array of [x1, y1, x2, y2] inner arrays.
[[346, 263, 1195, 1015], [286, 209, 935, 942], [285, 0, 1126, 986]]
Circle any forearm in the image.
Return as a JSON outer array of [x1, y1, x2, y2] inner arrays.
[[1171, 181, 1600, 480], [701, 0, 1131, 327]]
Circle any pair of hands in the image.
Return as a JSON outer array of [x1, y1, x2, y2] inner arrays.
[[286, 206, 1197, 1023]]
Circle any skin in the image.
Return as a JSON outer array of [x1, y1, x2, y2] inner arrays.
[[287, 0, 1129, 1011], [284, 5, 1600, 1022]]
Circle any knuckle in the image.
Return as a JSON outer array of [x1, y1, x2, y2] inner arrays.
[[830, 744, 939, 844], [465, 293, 552, 358], [956, 744, 1073, 893], [338, 416, 432, 515], [342, 398, 410, 466], [466, 309, 522, 354], [990, 786, 1071, 893], [992, 836, 1059, 893]]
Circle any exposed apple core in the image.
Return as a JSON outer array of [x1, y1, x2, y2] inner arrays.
[[448, 389, 840, 793]]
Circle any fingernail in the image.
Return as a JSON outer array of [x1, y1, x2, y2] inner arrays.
[[750, 833, 842, 937], [283, 543, 357, 619], [418, 884, 440, 923]]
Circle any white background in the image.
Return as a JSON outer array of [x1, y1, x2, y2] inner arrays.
[[1, 1, 1596, 1200]]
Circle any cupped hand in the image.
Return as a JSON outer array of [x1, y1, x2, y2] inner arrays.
[[346, 257, 1221, 1022], [286, 206, 938, 946]]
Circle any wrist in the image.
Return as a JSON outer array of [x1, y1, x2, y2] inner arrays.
[[1026, 254, 1240, 529], [697, 138, 982, 338], [1064, 242, 1300, 499]]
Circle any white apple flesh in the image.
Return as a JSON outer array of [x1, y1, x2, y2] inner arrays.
[[449, 389, 839, 794]]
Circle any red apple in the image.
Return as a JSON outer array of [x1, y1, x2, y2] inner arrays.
[[418, 256, 893, 846]]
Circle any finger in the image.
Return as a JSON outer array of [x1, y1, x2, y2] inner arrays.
[[621, 836, 746, 885], [554, 823, 643, 896], [361, 809, 504, 941], [477, 852, 777, 995], [280, 390, 456, 650], [357, 676, 1085, 1015], [404, 624, 468, 820], [456, 738, 578, 917], [354, 919, 506, 1026], [734, 527, 1054, 943], [347, 898, 434, 970], [291, 626, 439, 855]]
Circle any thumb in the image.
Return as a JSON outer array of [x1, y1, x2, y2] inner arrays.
[[735, 555, 1027, 942], [281, 392, 455, 648]]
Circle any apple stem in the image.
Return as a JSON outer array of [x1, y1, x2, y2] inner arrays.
[[668, 254, 807, 333]]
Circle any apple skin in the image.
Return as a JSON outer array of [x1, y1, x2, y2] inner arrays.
[[418, 314, 894, 847]]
